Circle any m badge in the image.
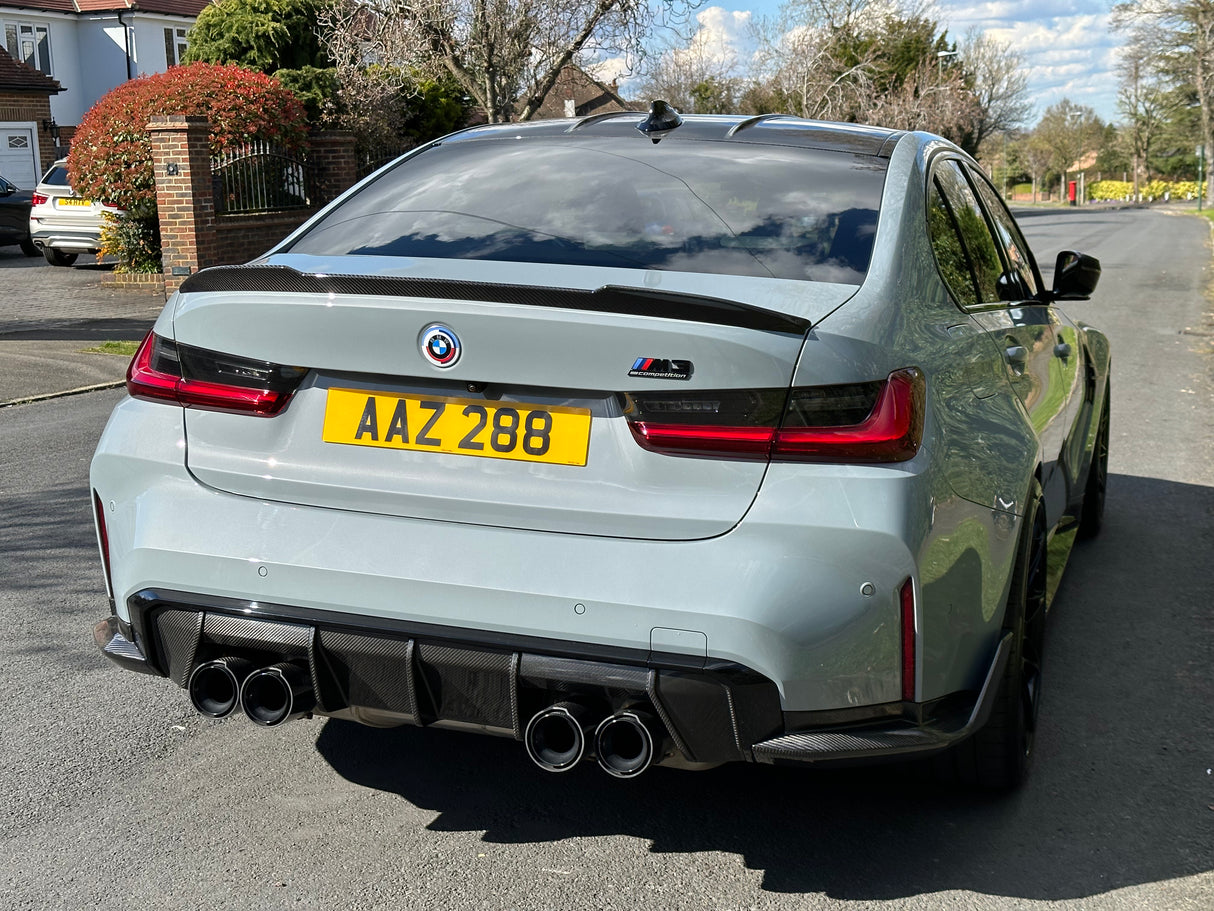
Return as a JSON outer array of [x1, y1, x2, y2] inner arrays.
[[628, 357, 693, 381]]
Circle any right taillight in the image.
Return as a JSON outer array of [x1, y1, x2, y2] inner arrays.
[[31, 193, 47, 206], [773, 367, 924, 462], [624, 367, 924, 463], [126, 331, 306, 416]]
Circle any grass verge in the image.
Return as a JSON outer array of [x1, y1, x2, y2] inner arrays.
[[81, 340, 139, 357]]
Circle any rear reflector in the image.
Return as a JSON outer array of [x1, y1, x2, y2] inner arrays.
[[901, 578, 916, 702], [626, 368, 924, 463], [92, 490, 113, 600], [126, 331, 305, 416]]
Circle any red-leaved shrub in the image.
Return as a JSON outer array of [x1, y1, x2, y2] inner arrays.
[[68, 63, 309, 214]]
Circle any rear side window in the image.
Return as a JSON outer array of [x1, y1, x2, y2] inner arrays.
[[927, 178, 977, 307], [287, 138, 887, 283], [931, 160, 1004, 305], [966, 167, 1039, 298]]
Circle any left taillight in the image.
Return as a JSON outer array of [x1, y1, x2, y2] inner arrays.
[[624, 367, 925, 463], [31, 192, 47, 206], [126, 331, 306, 416]]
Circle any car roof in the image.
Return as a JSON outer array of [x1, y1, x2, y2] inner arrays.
[[444, 112, 907, 158]]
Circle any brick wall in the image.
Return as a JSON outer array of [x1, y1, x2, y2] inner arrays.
[[149, 116, 357, 296], [214, 211, 313, 264], [149, 115, 216, 295]]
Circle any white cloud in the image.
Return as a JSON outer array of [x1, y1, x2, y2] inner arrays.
[[686, 7, 755, 68], [616, 1, 1124, 124], [586, 55, 635, 86], [939, 2, 1121, 122]]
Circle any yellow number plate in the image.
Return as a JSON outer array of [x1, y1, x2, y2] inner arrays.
[[322, 389, 591, 466], [57, 198, 92, 207]]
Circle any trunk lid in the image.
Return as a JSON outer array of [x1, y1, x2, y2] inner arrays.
[[175, 256, 856, 540]]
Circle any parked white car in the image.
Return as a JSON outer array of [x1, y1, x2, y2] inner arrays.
[[29, 158, 122, 266]]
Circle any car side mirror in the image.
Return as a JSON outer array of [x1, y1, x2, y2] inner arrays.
[[1050, 250, 1101, 301], [0, 182, 13, 196]]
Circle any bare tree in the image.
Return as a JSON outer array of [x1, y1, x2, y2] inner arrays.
[[319, 0, 694, 123], [866, 60, 982, 143], [1114, 1, 1214, 181], [750, 0, 998, 143], [635, 16, 742, 113], [318, 0, 416, 146], [956, 29, 1031, 151], [1118, 41, 1168, 199], [749, 0, 876, 121]]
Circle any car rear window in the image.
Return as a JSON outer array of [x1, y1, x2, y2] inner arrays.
[[287, 137, 887, 283], [41, 165, 70, 186]]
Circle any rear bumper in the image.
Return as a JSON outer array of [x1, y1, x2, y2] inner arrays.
[[93, 398, 949, 714], [30, 227, 100, 252], [94, 591, 1009, 768]]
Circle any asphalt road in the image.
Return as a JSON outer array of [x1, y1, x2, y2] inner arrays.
[[0, 248, 161, 403], [1, 207, 1211, 910]]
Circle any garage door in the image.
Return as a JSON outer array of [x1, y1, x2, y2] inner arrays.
[[0, 126, 38, 188]]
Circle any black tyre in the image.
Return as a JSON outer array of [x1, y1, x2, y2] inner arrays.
[[44, 248, 77, 267], [1079, 383, 1110, 539], [939, 479, 1048, 789], [19, 237, 38, 257]]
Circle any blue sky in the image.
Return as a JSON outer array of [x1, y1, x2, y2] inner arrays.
[[616, 1, 1121, 127]]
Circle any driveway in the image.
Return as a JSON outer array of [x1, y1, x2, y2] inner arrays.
[[0, 248, 161, 404]]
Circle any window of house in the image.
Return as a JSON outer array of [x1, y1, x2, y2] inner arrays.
[[3, 21, 52, 75], [164, 27, 188, 66]]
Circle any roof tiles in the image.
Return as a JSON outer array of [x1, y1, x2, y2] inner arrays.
[[1, 0, 208, 14], [0, 46, 62, 93]]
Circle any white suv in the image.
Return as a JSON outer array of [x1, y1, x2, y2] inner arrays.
[[28, 158, 121, 266]]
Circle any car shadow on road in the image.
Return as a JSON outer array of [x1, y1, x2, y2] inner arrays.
[[0, 318, 156, 340], [316, 471, 1214, 901]]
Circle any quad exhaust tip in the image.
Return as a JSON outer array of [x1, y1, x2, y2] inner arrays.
[[525, 703, 663, 777], [524, 702, 592, 772], [595, 710, 659, 779], [188, 657, 254, 718], [239, 662, 315, 726], [188, 658, 315, 726]]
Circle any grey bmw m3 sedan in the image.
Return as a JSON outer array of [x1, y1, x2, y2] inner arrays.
[[91, 106, 1110, 789]]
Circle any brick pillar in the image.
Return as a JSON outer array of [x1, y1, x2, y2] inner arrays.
[[149, 115, 216, 296], [308, 131, 359, 205]]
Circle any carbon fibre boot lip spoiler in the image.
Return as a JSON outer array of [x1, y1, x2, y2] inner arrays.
[[178, 265, 812, 336]]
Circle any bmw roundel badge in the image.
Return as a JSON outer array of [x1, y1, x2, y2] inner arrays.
[[419, 324, 461, 368]]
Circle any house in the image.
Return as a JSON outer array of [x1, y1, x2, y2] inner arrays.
[[0, 47, 60, 185], [1, 0, 207, 184], [534, 65, 643, 120]]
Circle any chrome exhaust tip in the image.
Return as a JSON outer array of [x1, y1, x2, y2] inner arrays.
[[594, 710, 660, 779], [188, 657, 254, 718], [524, 702, 592, 772], [239, 662, 315, 727]]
